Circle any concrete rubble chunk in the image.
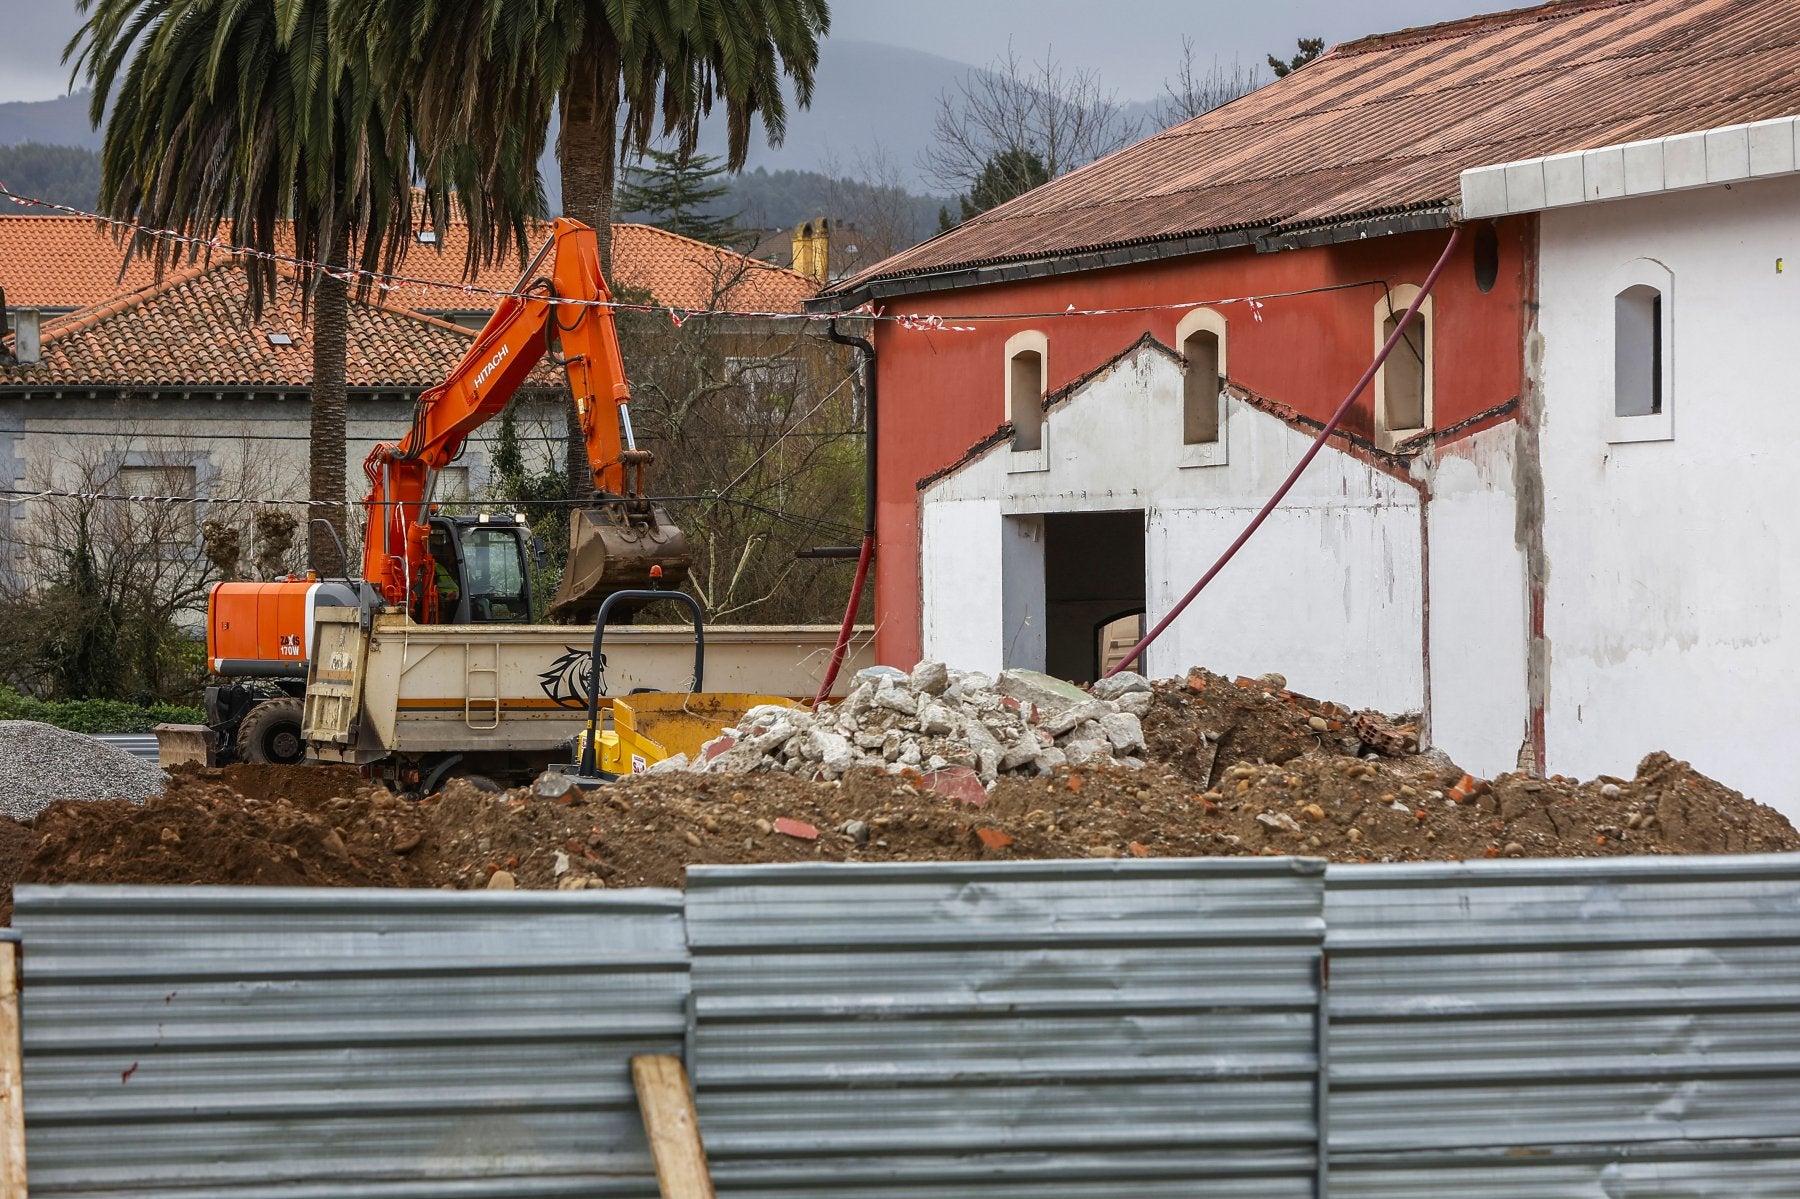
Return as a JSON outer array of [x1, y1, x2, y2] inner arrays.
[[919, 703, 957, 736], [855, 665, 908, 684], [1041, 698, 1117, 738], [1063, 738, 1110, 766], [1099, 712, 1147, 756], [1116, 691, 1154, 718], [993, 662, 1087, 709], [805, 728, 858, 776], [909, 660, 951, 696], [532, 770, 579, 799], [644, 753, 690, 775], [1091, 672, 1152, 700], [1000, 732, 1047, 772], [875, 682, 919, 716], [997, 668, 1092, 714]]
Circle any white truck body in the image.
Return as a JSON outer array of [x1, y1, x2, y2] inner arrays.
[[303, 608, 873, 769]]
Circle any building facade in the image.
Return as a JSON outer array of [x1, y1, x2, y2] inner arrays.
[[816, 0, 1800, 803]]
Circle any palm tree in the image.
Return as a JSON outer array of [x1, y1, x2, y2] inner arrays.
[[341, 0, 828, 272], [68, 0, 420, 572], [335, 0, 831, 491]]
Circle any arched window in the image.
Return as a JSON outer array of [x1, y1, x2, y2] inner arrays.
[[1005, 331, 1048, 463], [1610, 259, 1673, 442], [1175, 309, 1229, 467], [1374, 285, 1433, 448]]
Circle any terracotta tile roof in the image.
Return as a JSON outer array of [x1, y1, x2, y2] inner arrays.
[[0, 215, 165, 308], [0, 261, 563, 391], [399, 221, 817, 314], [1, 213, 812, 316], [826, 0, 1800, 296]]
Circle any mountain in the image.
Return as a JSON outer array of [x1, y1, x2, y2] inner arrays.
[[0, 92, 101, 150], [540, 39, 978, 210]]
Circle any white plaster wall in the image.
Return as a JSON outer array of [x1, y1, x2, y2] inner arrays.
[[1424, 422, 1530, 778], [4, 394, 567, 585], [920, 345, 1426, 713], [920, 497, 1006, 670], [1539, 173, 1800, 816]]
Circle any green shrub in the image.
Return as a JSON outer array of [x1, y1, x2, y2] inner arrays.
[[0, 685, 203, 734]]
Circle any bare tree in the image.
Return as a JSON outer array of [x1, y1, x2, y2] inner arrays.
[[922, 42, 1144, 202], [610, 252, 867, 624], [816, 144, 932, 278], [1156, 37, 1262, 128], [0, 419, 305, 701]]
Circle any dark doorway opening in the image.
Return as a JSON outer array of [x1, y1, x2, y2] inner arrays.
[[1043, 510, 1146, 683]]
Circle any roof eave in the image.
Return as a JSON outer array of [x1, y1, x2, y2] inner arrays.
[[807, 205, 1456, 312], [808, 227, 1263, 313]]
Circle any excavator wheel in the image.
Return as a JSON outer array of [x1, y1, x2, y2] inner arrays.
[[239, 697, 306, 765]]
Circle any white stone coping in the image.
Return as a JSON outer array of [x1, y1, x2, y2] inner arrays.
[[1459, 114, 1800, 219]]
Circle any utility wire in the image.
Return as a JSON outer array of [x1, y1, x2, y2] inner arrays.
[[0, 183, 1394, 328]]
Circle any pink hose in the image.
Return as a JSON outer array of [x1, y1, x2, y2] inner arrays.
[[1104, 226, 1465, 678]]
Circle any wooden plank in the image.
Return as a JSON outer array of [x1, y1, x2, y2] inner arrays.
[[631, 1054, 713, 1199], [0, 943, 25, 1198]]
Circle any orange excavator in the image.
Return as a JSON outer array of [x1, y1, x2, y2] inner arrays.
[[200, 218, 691, 764]]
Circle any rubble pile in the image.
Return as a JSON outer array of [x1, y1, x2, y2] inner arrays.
[[668, 663, 1157, 786]]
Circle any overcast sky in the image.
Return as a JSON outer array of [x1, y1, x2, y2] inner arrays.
[[6, 1, 1500, 105]]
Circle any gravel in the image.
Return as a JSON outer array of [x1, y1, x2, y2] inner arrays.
[[0, 720, 168, 818]]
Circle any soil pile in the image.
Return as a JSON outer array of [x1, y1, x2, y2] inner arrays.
[[4, 670, 1795, 914]]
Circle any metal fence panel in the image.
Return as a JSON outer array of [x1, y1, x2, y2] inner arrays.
[[13, 884, 689, 1199], [685, 858, 1328, 1198], [93, 734, 158, 761], [1323, 855, 1800, 1198]]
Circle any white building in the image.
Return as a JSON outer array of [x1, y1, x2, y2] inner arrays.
[[1461, 116, 1800, 811]]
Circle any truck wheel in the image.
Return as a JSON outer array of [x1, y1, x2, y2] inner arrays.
[[239, 697, 306, 765]]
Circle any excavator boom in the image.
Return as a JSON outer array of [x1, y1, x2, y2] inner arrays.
[[361, 218, 688, 620]]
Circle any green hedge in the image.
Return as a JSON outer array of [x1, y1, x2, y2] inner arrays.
[[0, 686, 204, 734]]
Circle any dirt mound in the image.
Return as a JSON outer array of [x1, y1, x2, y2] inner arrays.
[[20, 765, 432, 897], [3, 670, 1794, 915]]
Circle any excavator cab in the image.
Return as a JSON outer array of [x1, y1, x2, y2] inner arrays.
[[421, 513, 538, 624]]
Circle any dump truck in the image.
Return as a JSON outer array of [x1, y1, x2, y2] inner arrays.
[[168, 218, 869, 787]]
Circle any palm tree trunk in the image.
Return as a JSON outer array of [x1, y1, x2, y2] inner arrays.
[[310, 230, 351, 575], [557, 27, 621, 499]]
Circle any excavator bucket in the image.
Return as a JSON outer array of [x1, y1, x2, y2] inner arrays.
[[548, 501, 693, 623]]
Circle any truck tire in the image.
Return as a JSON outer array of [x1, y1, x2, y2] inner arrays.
[[239, 697, 306, 765]]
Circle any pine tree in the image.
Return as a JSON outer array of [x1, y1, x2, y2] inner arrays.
[[1267, 37, 1325, 78], [956, 147, 1051, 223], [616, 148, 743, 247]]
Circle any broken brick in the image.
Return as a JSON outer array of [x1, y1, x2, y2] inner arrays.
[[921, 766, 988, 806], [1128, 841, 1151, 858], [772, 817, 819, 841], [976, 827, 1014, 849]]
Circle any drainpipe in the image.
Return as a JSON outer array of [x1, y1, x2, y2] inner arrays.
[[813, 318, 877, 706], [1105, 226, 1465, 678]]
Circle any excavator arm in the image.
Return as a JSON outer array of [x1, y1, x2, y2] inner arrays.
[[361, 218, 689, 621]]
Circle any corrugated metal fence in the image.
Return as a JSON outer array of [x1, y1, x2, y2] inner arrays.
[[13, 854, 1800, 1197], [685, 859, 1327, 1197], [14, 886, 687, 1199], [1324, 856, 1800, 1198]]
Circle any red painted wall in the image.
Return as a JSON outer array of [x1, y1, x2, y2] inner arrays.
[[867, 220, 1531, 667]]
